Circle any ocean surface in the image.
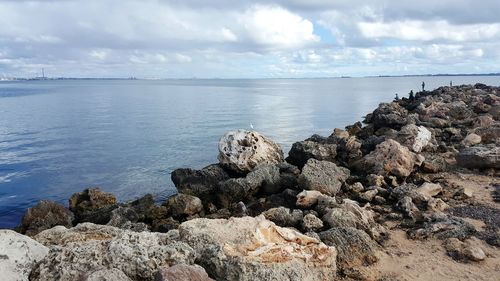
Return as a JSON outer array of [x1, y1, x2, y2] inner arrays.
[[1, 76, 499, 228]]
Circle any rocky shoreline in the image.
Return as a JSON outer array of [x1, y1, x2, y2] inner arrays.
[[1, 84, 499, 281]]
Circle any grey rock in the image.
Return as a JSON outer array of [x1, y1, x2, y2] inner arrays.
[[298, 158, 350, 196], [362, 139, 421, 177], [0, 230, 49, 281], [85, 269, 132, 281], [262, 207, 303, 228], [301, 213, 324, 232], [286, 140, 337, 168], [171, 164, 229, 201], [456, 144, 500, 169], [218, 130, 284, 173], [370, 102, 409, 129], [164, 193, 203, 219]]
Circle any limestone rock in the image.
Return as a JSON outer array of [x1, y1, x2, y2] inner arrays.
[[262, 207, 303, 228], [154, 264, 214, 281], [85, 269, 132, 281], [0, 230, 49, 281], [286, 140, 337, 168], [456, 144, 500, 169], [295, 190, 324, 208], [69, 187, 117, 224], [301, 213, 324, 232], [362, 139, 421, 177], [218, 130, 284, 173], [444, 238, 486, 262], [164, 193, 203, 219], [17, 200, 74, 236], [461, 133, 482, 146], [171, 164, 229, 201], [298, 158, 350, 196], [370, 102, 409, 129], [395, 124, 432, 152], [415, 182, 443, 202], [31, 223, 196, 281], [179, 216, 337, 281]]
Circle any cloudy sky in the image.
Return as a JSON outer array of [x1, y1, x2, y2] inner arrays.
[[0, 0, 499, 78]]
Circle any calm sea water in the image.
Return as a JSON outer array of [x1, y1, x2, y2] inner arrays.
[[1, 76, 499, 227]]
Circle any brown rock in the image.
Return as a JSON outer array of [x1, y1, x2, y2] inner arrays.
[[155, 264, 214, 281], [17, 200, 73, 236]]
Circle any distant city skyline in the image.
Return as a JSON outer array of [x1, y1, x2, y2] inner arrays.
[[0, 0, 499, 78]]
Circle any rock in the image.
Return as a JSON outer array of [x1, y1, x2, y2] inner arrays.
[[415, 182, 443, 201], [362, 139, 421, 177], [69, 187, 117, 224], [396, 196, 420, 220], [359, 189, 378, 202], [171, 164, 230, 201], [286, 140, 337, 168], [456, 144, 500, 169], [154, 264, 214, 281], [301, 213, 324, 232], [85, 269, 132, 281], [421, 154, 447, 173], [473, 115, 495, 128], [0, 230, 49, 281], [218, 130, 284, 173], [295, 190, 324, 208], [474, 124, 500, 144], [262, 207, 303, 228], [444, 238, 486, 262], [319, 227, 380, 275], [179, 216, 337, 281], [395, 124, 432, 152], [322, 208, 360, 229], [461, 133, 482, 146], [370, 102, 409, 129], [427, 198, 448, 212], [366, 174, 386, 187], [315, 194, 339, 216], [408, 213, 476, 240], [17, 200, 74, 236], [31, 223, 196, 281], [164, 193, 203, 219], [217, 164, 281, 207], [298, 159, 350, 196], [349, 182, 365, 193]]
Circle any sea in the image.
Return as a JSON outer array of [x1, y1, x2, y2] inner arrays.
[[1, 76, 499, 228]]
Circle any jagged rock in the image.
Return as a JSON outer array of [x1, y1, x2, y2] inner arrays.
[[105, 194, 159, 231], [456, 144, 500, 169], [298, 159, 350, 196], [295, 190, 324, 208], [395, 124, 432, 152], [218, 130, 284, 173], [179, 216, 337, 281], [17, 200, 74, 236], [286, 140, 337, 168], [31, 223, 196, 281], [151, 217, 180, 233], [0, 230, 49, 281], [415, 182, 442, 201], [366, 174, 386, 187], [171, 164, 230, 201], [301, 213, 324, 232], [396, 196, 420, 220], [359, 189, 378, 202], [474, 124, 500, 144], [461, 133, 482, 146], [155, 264, 214, 281], [348, 182, 365, 193], [69, 187, 117, 224], [217, 164, 281, 207], [319, 227, 380, 276], [427, 198, 448, 212], [262, 207, 303, 228], [370, 102, 409, 129], [315, 194, 339, 216], [85, 269, 132, 281], [164, 193, 203, 219], [444, 238, 486, 262], [473, 115, 495, 128], [421, 154, 447, 173], [408, 213, 476, 240], [362, 139, 422, 177]]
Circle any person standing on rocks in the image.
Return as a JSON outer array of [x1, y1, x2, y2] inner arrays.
[[421, 81, 425, 91], [409, 90, 414, 101], [450, 81, 453, 87], [394, 93, 399, 101]]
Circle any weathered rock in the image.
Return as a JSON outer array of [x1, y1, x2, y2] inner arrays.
[[171, 164, 230, 201], [319, 227, 380, 274], [69, 187, 117, 224], [295, 189, 324, 208], [395, 124, 432, 152], [17, 200, 74, 236], [301, 213, 324, 232], [0, 230, 49, 281], [359, 189, 378, 202], [408, 213, 476, 240], [362, 139, 422, 177], [218, 130, 284, 173], [85, 269, 133, 281], [461, 133, 482, 146], [370, 102, 409, 129], [164, 193, 203, 219], [179, 216, 337, 281], [31, 223, 196, 281], [298, 158, 350, 196], [474, 124, 500, 144], [396, 196, 420, 220], [444, 238, 486, 262], [286, 140, 337, 168], [154, 264, 214, 281], [262, 207, 303, 228], [415, 182, 443, 202], [217, 164, 281, 207], [456, 144, 500, 169], [427, 198, 448, 212]]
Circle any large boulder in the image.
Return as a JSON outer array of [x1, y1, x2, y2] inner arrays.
[[370, 102, 409, 129], [456, 144, 500, 169], [179, 216, 337, 281], [31, 223, 196, 281], [164, 193, 203, 219], [298, 158, 350, 196], [286, 140, 337, 168], [17, 200, 74, 236], [171, 164, 230, 201], [395, 124, 432, 153], [218, 130, 284, 173], [69, 187, 117, 224], [361, 139, 422, 177], [0, 230, 49, 281]]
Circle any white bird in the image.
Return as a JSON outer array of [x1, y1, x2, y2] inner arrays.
[[250, 123, 254, 130]]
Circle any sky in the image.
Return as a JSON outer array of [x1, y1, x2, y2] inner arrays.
[[0, 0, 499, 78]]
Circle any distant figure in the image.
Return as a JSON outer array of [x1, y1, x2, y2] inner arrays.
[[250, 123, 254, 130], [394, 93, 399, 101], [421, 81, 425, 91], [450, 81, 453, 87], [409, 90, 414, 101]]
